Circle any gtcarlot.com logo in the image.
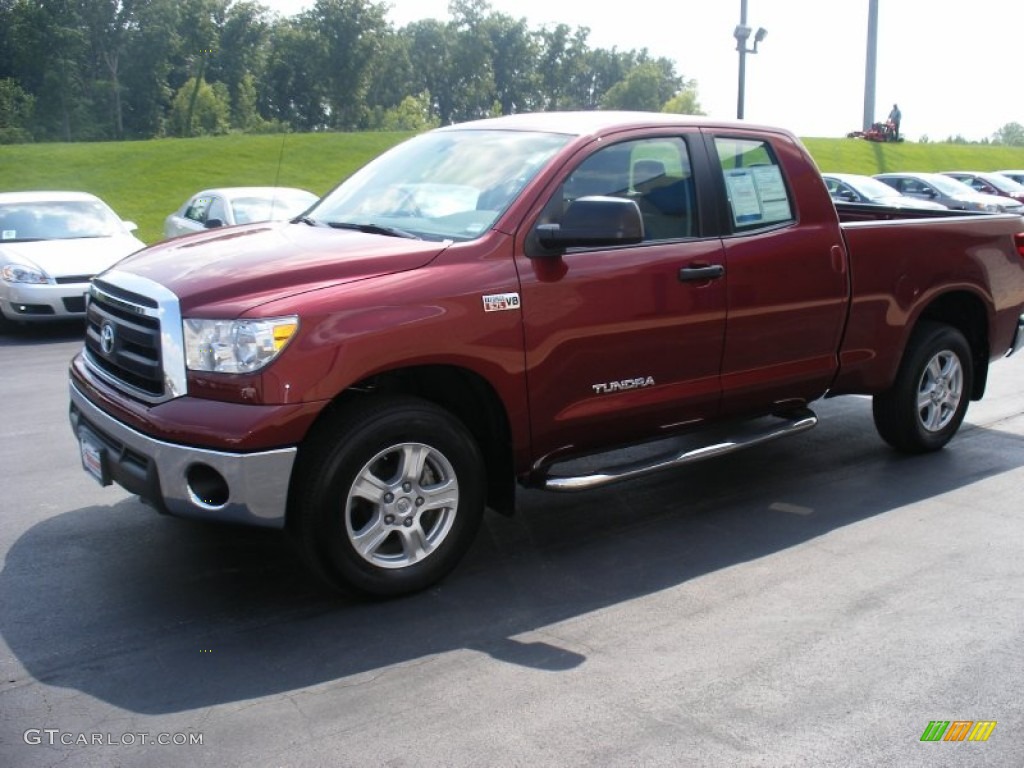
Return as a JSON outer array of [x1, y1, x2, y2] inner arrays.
[[24, 729, 203, 746], [920, 720, 996, 742]]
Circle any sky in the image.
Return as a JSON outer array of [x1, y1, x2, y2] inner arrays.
[[262, 0, 1022, 141]]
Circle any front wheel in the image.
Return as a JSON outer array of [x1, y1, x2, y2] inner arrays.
[[872, 322, 973, 454], [290, 396, 485, 598]]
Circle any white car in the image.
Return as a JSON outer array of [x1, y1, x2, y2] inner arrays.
[[0, 191, 145, 326], [163, 186, 318, 238]]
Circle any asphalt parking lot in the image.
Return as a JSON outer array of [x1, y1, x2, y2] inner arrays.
[[1, 321, 1022, 767]]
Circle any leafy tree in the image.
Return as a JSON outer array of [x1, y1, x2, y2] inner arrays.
[[0, 77, 35, 143], [536, 23, 590, 110], [263, 16, 327, 130], [992, 122, 1024, 146], [601, 59, 682, 112], [483, 11, 537, 114], [169, 76, 229, 135], [376, 92, 440, 131], [661, 80, 704, 115], [305, 0, 389, 130], [213, 0, 273, 130]]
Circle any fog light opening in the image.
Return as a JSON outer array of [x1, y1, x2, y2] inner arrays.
[[186, 464, 230, 509]]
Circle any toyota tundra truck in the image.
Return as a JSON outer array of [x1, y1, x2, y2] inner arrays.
[[68, 112, 1024, 597]]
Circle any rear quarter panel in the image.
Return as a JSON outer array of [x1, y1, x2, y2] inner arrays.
[[831, 213, 1024, 394]]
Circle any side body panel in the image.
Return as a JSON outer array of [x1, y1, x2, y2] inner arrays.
[[832, 214, 1024, 394]]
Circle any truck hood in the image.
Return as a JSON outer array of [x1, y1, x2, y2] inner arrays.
[[110, 222, 449, 316]]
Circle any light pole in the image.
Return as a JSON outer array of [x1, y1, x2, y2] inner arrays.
[[734, 0, 767, 120]]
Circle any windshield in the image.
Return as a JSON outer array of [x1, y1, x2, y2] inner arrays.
[[0, 200, 126, 242], [307, 129, 571, 242], [850, 176, 909, 199], [979, 173, 1024, 195], [926, 174, 980, 197]]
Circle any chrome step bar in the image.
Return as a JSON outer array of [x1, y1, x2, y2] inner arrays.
[[537, 408, 818, 492]]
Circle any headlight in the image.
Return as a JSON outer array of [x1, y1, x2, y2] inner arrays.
[[184, 316, 299, 373], [1, 264, 49, 284]]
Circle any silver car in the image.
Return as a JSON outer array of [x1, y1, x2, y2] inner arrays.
[[0, 191, 145, 327], [164, 186, 318, 238], [823, 173, 947, 210], [874, 172, 1023, 214]]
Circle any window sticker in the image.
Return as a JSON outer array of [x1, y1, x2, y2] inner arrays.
[[723, 165, 792, 228], [2, 230, 15, 240]]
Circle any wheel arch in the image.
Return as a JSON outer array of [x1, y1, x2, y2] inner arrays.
[[914, 290, 989, 400], [291, 364, 517, 520]]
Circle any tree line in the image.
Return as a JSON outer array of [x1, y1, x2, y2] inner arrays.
[[0, 0, 704, 144]]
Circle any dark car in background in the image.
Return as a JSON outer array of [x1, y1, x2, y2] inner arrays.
[[874, 172, 1024, 214], [942, 171, 1024, 204]]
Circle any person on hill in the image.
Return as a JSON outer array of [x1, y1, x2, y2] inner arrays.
[[888, 103, 902, 141]]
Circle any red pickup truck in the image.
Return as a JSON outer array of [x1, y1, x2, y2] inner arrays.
[[68, 112, 1024, 596]]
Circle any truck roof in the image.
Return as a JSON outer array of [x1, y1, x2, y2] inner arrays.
[[433, 110, 790, 139]]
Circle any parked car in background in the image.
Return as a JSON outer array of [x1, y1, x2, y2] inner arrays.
[[163, 187, 318, 239], [823, 173, 948, 210], [995, 170, 1024, 186], [874, 172, 1024, 214], [0, 191, 145, 327], [941, 171, 1024, 204]]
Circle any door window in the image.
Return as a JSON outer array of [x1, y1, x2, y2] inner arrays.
[[715, 137, 794, 231], [545, 137, 696, 242]]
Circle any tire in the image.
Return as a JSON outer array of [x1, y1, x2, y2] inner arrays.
[[289, 396, 485, 598], [872, 322, 973, 454]]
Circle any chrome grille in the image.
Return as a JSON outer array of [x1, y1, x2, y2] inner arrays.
[[81, 271, 187, 403]]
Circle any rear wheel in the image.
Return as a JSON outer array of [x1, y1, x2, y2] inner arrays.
[[872, 322, 973, 453], [290, 396, 485, 597]]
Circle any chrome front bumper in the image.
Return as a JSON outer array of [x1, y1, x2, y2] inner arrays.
[[69, 380, 296, 528]]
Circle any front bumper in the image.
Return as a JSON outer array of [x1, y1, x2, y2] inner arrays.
[[0, 280, 90, 320], [69, 379, 296, 528]]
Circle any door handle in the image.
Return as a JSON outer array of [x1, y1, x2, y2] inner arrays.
[[678, 264, 725, 282]]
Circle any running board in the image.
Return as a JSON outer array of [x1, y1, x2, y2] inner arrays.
[[536, 408, 818, 492]]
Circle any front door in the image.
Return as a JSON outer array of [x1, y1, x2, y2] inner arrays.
[[515, 134, 728, 465]]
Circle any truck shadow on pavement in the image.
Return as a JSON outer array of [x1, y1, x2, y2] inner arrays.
[[2, 399, 1022, 714]]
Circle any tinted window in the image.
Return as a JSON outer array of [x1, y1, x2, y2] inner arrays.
[[546, 137, 696, 242]]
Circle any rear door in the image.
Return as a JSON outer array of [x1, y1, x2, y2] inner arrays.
[[515, 131, 728, 464], [705, 130, 850, 416]]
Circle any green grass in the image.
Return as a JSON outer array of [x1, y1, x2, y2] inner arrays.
[[801, 137, 1024, 177], [3, 132, 1024, 244], [0, 132, 413, 244]]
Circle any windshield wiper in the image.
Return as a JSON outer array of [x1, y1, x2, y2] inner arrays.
[[326, 221, 421, 240]]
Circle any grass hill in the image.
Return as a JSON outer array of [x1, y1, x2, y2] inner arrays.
[[2, 132, 1024, 244]]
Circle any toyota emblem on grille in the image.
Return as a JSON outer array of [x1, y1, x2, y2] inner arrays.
[[100, 321, 116, 354]]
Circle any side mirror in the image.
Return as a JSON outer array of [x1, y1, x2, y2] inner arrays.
[[534, 196, 644, 253], [122, 220, 138, 232], [204, 218, 224, 229]]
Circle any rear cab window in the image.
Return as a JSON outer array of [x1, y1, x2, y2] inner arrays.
[[714, 137, 794, 233]]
